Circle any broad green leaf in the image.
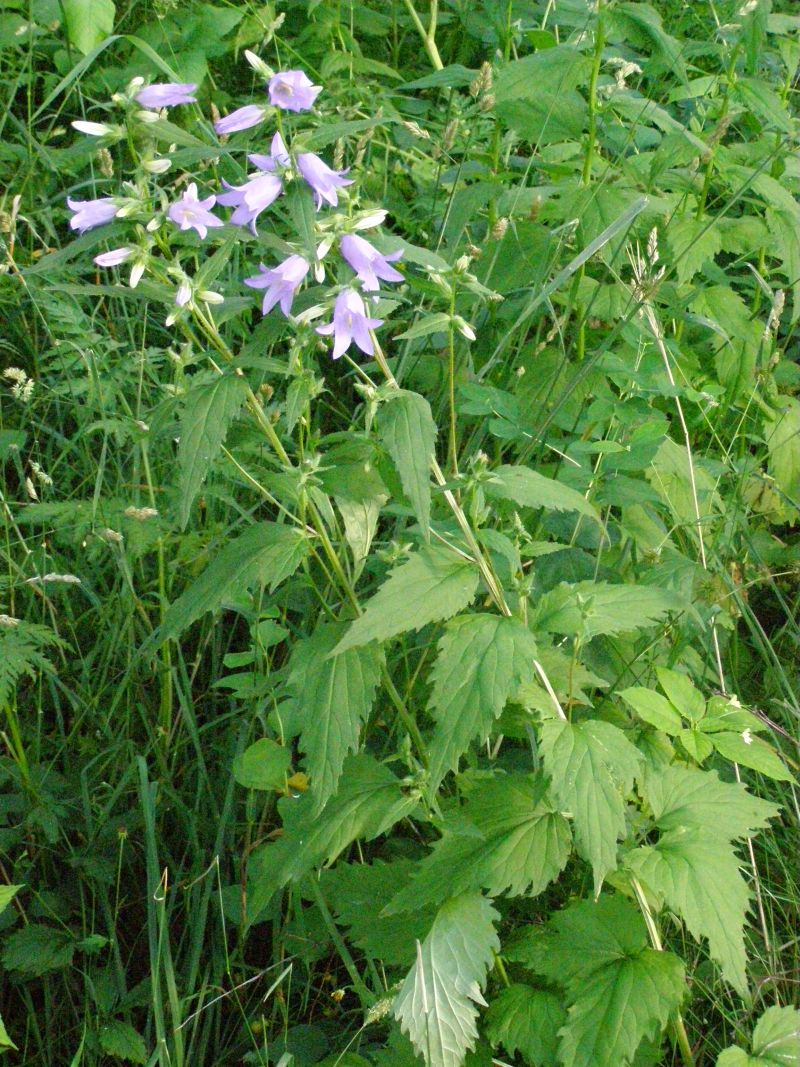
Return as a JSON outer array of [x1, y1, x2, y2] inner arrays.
[[246, 755, 418, 924], [666, 217, 721, 284], [709, 732, 793, 781], [0, 885, 22, 916], [379, 390, 437, 538], [177, 374, 248, 529], [495, 45, 591, 101], [717, 1005, 800, 1066], [765, 398, 800, 521], [734, 77, 793, 133], [515, 895, 685, 1067], [655, 667, 705, 721], [540, 720, 641, 894], [393, 893, 500, 1067], [287, 624, 383, 811], [643, 764, 779, 841], [98, 1020, 147, 1065], [486, 464, 599, 523], [609, 2, 688, 85], [648, 437, 720, 527], [427, 615, 538, 787], [387, 774, 571, 911], [155, 523, 308, 645], [495, 92, 587, 144], [323, 860, 437, 967], [619, 686, 682, 733], [232, 739, 291, 791], [678, 728, 714, 763], [534, 581, 674, 639], [2, 924, 75, 976], [627, 830, 752, 994], [62, 0, 115, 54], [333, 546, 479, 655], [485, 985, 565, 1067]]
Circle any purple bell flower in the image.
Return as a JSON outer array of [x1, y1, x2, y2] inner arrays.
[[245, 255, 310, 316], [214, 104, 266, 135], [296, 152, 353, 210], [316, 288, 383, 360], [248, 132, 290, 173], [217, 171, 282, 234], [268, 70, 322, 112], [94, 247, 134, 267], [340, 234, 403, 292], [67, 196, 119, 234], [167, 183, 223, 239], [135, 82, 197, 108]]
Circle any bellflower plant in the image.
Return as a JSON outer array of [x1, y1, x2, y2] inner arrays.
[[316, 288, 384, 359], [214, 104, 266, 135], [268, 70, 322, 112], [67, 197, 120, 233], [167, 183, 223, 239], [245, 255, 310, 316], [296, 153, 353, 209], [340, 234, 404, 291], [135, 82, 198, 108]]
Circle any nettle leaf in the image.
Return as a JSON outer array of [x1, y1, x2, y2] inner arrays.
[[427, 615, 538, 787], [155, 523, 308, 644], [333, 546, 479, 654], [98, 1020, 148, 1065], [486, 464, 600, 523], [2, 924, 75, 976], [485, 985, 566, 1067], [62, 0, 115, 54], [378, 390, 437, 538], [322, 860, 437, 967], [515, 895, 685, 1067], [643, 764, 779, 841], [387, 774, 571, 911], [765, 397, 800, 522], [709, 732, 793, 781], [246, 755, 418, 924], [619, 687, 682, 733], [540, 719, 641, 894], [534, 581, 675, 639], [665, 217, 722, 284], [716, 1006, 800, 1067], [232, 739, 291, 792], [393, 893, 500, 1067], [288, 624, 384, 812], [177, 373, 248, 528]]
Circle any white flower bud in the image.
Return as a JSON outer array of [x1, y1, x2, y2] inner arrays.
[[143, 158, 172, 174], [72, 120, 114, 137], [198, 289, 224, 304], [244, 50, 274, 79], [129, 261, 145, 289], [453, 316, 476, 341], [353, 209, 388, 230], [135, 109, 161, 125]]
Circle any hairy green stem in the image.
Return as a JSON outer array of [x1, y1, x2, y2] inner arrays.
[[402, 0, 444, 71]]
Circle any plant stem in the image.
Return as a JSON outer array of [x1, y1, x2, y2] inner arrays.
[[582, 8, 605, 186], [402, 0, 444, 71]]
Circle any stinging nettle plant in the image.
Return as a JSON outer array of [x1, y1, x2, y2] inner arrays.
[[5, 0, 797, 1062]]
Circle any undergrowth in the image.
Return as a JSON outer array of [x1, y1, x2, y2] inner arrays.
[[0, 1, 799, 1066]]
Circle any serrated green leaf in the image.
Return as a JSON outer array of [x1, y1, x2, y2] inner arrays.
[[541, 719, 641, 894], [515, 895, 685, 1067], [765, 398, 800, 520], [534, 581, 674, 638], [333, 546, 479, 654], [717, 1005, 800, 1067], [288, 624, 383, 811], [486, 465, 599, 523], [666, 217, 722, 284], [427, 615, 538, 787], [62, 0, 115, 54], [619, 687, 682, 733], [709, 732, 793, 781], [655, 667, 705, 721], [98, 1019, 148, 1064], [178, 374, 248, 528], [232, 739, 291, 791], [393, 893, 500, 1067], [627, 830, 751, 994], [323, 860, 437, 967], [485, 985, 565, 1067], [0, 885, 22, 916], [2, 924, 75, 976], [678, 727, 714, 763], [643, 764, 780, 841], [387, 774, 571, 911], [246, 755, 418, 925], [154, 523, 308, 645], [379, 390, 437, 538]]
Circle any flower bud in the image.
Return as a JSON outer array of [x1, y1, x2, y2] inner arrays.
[[244, 50, 274, 79], [490, 217, 509, 241], [72, 120, 115, 137], [198, 289, 224, 304], [143, 158, 172, 174], [135, 109, 161, 125], [129, 261, 145, 289], [452, 316, 476, 341]]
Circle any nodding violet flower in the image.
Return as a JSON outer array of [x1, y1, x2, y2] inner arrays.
[[340, 234, 403, 292], [214, 104, 266, 135], [245, 255, 310, 316], [167, 183, 223, 239], [248, 132, 290, 173], [135, 82, 197, 108], [217, 171, 282, 233], [296, 152, 352, 209], [94, 247, 134, 267], [316, 288, 383, 360], [67, 196, 119, 233], [268, 70, 322, 112]]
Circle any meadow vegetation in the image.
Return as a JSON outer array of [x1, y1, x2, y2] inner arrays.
[[0, 1, 799, 1065]]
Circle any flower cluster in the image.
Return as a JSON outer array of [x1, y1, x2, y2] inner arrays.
[[66, 66, 405, 360]]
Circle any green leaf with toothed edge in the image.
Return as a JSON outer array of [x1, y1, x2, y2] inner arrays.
[[393, 893, 500, 1067], [378, 390, 437, 538]]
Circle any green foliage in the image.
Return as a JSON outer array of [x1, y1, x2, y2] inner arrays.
[[393, 893, 500, 1067], [378, 389, 438, 537], [717, 1006, 800, 1066]]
